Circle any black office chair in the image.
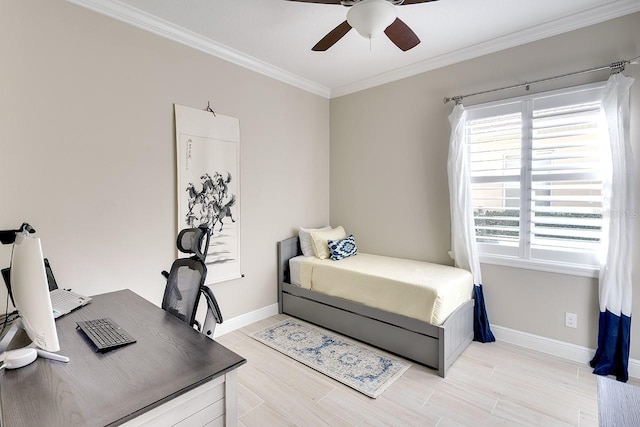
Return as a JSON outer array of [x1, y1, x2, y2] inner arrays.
[[161, 225, 223, 339]]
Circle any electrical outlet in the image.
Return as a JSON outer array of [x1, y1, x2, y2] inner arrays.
[[565, 312, 578, 328]]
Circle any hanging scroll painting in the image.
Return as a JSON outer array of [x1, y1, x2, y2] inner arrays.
[[174, 104, 241, 283]]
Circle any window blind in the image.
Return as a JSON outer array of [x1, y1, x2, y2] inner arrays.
[[530, 99, 603, 262], [466, 83, 606, 269], [469, 112, 521, 255]]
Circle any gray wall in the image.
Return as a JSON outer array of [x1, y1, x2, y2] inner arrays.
[[331, 13, 640, 358], [0, 0, 330, 319]]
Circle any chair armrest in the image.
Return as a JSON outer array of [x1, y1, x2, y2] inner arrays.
[[202, 286, 223, 324]]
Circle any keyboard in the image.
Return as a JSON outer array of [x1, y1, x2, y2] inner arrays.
[[50, 290, 75, 305], [76, 318, 136, 352]]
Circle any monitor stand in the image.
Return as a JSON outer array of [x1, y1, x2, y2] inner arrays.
[[0, 320, 69, 370]]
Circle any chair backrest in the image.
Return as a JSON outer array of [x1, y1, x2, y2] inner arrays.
[[161, 226, 210, 327], [161, 258, 207, 326]]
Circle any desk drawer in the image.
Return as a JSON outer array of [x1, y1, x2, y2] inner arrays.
[[174, 399, 225, 427], [123, 375, 225, 427]]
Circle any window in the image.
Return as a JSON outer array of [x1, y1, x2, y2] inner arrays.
[[466, 83, 607, 276]]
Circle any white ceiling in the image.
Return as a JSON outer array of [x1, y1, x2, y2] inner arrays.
[[70, 0, 640, 98]]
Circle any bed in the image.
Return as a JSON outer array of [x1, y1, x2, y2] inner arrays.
[[277, 236, 475, 377]]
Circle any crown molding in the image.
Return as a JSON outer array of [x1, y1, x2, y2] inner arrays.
[[66, 0, 331, 98], [330, 0, 640, 97], [67, 0, 639, 99]]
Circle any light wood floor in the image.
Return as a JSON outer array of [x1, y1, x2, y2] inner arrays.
[[216, 314, 639, 427]]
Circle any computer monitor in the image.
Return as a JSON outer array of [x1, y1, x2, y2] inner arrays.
[[2, 258, 60, 307], [0, 232, 68, 369]]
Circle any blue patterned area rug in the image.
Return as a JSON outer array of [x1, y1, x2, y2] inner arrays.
[[250, 319, 410, 398]]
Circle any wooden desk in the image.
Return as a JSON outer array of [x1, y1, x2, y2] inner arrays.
[[0, 290, 246, 426]]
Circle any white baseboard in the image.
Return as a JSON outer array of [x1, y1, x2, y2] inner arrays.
[[213, 303, 279, 338], [212, 310, 640, 379], [491, 324, 640, 379]]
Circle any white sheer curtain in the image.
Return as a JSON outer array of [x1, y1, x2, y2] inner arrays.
[[447, 105, 482, 283], [590, 72, 635, 382], [447, 104, 494, 342]]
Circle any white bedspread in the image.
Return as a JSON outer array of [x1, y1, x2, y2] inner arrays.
[[297, 253, 473, 326]]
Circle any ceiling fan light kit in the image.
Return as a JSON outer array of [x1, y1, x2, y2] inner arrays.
[[289, 0, 437, 52], [347, 0, 397, 39]]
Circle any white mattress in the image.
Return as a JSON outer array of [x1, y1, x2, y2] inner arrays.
[[290, 253, 473, 326], [288, 255, 308, 287]]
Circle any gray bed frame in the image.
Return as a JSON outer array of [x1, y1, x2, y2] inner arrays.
[[277, 236, 474, 378]]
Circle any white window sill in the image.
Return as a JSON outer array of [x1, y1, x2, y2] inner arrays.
[[478, 254, 599, 279]]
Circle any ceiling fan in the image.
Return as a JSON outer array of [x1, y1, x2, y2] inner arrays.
[[287, 0, 439, 52]]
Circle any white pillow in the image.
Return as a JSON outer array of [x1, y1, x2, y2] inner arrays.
[[299, 226, 331, 257], [310, 226, 347, 260]]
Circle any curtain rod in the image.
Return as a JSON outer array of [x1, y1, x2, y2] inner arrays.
[[443, 55, 640, 105]]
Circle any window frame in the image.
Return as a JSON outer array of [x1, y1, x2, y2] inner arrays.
[[465, 82, 607, 278]]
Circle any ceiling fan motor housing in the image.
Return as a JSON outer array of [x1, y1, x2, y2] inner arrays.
[[347, 0, 398, 38]]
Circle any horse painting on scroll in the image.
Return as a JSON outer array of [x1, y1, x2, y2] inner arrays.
[[175, 105, 241, 282], [185, 172, 236, 232]]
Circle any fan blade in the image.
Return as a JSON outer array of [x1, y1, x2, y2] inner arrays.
[[384, 18, 420, 51], [312, 20, 352, 51], [286, 0, 342, 4], [400, 0, 439, 4]]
